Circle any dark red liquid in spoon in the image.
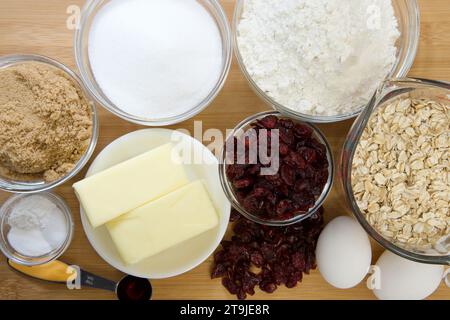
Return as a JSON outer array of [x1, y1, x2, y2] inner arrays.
[[116, 275, 152, 301]]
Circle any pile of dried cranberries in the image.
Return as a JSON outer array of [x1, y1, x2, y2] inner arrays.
[[211, 208, 324, 300], [225, 115, 329, 221]]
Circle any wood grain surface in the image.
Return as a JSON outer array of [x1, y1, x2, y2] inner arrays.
[[0, 0, 448, 300]]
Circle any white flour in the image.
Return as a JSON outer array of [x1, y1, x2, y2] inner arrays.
[[88, 0, 223, 120], [7, 195, 67, 257], [237, 0, 400, 116]]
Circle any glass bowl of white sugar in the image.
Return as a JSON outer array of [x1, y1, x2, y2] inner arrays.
[[0, 193, 74, 266], [75, 0, 232, 126], [233, 0, 420, 123]]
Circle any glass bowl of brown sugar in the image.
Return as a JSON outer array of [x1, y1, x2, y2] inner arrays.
[[0, 54, 98, 194]]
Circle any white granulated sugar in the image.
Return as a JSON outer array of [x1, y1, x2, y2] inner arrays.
[[89, 0, 223, 119], [238, 0, 400, 116]]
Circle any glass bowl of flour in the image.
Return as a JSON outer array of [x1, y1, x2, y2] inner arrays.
[[75, 0, 232, 126], [233, 0, 420, 123]]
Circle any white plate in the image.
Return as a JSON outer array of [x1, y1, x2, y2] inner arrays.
[[79, 129, 230, 279]]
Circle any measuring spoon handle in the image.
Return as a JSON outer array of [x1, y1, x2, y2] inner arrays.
[[79, 269, 117, 292]]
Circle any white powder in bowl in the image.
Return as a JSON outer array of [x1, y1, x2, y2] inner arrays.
[[237, 0, 400, 117], [7, 195, 68, 257], [88, 0, 223, 120]]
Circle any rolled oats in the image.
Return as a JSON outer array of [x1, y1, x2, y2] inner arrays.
[[352, 97, 449, 253]]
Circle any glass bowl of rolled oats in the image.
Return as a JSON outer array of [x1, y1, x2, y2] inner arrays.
[[341, 78, 449, 265]]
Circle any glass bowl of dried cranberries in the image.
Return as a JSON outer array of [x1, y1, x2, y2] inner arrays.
[[219, 111, 334, 226]]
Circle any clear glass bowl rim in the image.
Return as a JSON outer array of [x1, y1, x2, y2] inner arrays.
[[219, 110, 334, 227], [74, 0, 233, 126], [232, 0, 421, 123], [0, 192, 74, 266], [340, 77, 450, 265], [0, 54, 99, 194]]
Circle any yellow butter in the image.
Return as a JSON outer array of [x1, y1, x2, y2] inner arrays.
[[73, 143, 189, 228], [106, 180, 219, 265]]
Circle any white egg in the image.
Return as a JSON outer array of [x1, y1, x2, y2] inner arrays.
[[372, 250, 444, 300], [316, 216, 372, 289]]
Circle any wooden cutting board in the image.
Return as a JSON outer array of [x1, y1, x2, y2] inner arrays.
[[0, 0, 448, 300]]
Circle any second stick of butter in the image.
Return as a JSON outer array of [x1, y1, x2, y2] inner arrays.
[[107, 180, 219, 265]]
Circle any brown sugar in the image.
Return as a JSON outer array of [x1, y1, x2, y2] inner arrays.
[[0, 62, 93, 182]]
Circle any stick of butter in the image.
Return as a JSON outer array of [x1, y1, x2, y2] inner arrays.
[[73, 143, 189, 228], [106, 180, 219, 265]]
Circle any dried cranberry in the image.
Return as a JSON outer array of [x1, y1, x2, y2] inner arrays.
[[294, 180, 309, 193], [264, 177, 282, 188], [276, 200, 294, 215], [226, 165, 245, 180], [233, 178, 253, 189], [250, 252, 264, 267], [279, 127, 294, 145], [308, 138, 327, 155], [254, 178, 274, 191], [246, 164, 261, 175], [291, 252, 306, 270], [266, 192, 277, 205], [250, 187, 267, 197], [260, 282, 277, 294], [222, 278, 238, 295], [242, 195, 263, 214], [285, 151, 306, 170], [292, 192, 314, 208], [280, 164, 295, 186], [279, 143, 290, 156], [300, 147, 317, 164], [294, 123, 313, 138], [257, 115, 278, 129], [211, 263, 226, 279], [229, 209, 241, 222]]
